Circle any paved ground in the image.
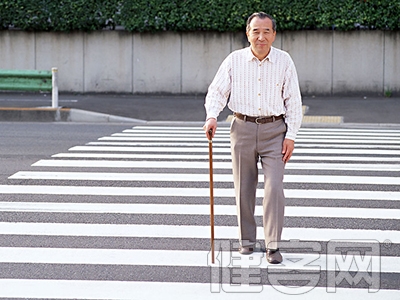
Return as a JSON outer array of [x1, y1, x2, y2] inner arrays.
[[0, 92, 399, 124]]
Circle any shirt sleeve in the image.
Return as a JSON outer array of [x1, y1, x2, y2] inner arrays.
[[204, 56, 231, 120], [282, 56, 303, 141]]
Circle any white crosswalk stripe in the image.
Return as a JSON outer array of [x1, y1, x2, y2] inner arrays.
[[0, 185, 399, 200], [0, 247, 399, 272], [0, 202, 399, 219], [32, 159, 400, 168], [1, 125, 400, 299], [0, 280, 398, 300], [8, 171, 400, 185], [0, 222, 399, 243]]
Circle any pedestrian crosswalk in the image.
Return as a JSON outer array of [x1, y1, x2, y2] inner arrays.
[[1, 125, 400, 299]]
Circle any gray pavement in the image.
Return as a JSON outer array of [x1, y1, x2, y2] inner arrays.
[[0, 92, 399, 125]]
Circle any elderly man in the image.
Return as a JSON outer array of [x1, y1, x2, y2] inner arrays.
[[204, 12, 302, 264]]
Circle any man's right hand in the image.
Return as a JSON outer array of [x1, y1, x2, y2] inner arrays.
[[203, 118, 217, 139]]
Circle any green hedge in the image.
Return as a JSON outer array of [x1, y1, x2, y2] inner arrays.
[[0, 0, 119, 31], [1, 0, 399, 32]]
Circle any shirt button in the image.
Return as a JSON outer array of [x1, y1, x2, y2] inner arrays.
[[258, 78, 261, 81], [258, 93, 261, 96]]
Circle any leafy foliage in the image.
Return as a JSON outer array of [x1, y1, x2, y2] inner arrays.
[[0, 0, 399, 32], [0, 0, 119, 31]]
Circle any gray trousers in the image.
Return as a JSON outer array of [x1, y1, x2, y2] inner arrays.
[[230, 116, 286, 250]]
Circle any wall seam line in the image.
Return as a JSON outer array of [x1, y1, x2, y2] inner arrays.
[[331, 31, 334, 96], [180, 33, 183, 93], [131, 32, 135, 94], [82, 33, 86, 93], [34, 32, 37, 70], [382, 31, 386, 95]]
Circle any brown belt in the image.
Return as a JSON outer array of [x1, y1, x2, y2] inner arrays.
[[234, 113, 284, 124]]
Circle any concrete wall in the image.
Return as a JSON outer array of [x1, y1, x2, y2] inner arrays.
[[0, 29, 398, 95]]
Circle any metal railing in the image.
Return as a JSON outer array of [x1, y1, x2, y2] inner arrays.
[[0, 68, 59, 108]]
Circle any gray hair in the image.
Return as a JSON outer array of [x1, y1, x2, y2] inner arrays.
[[246, 12, 276, 32]]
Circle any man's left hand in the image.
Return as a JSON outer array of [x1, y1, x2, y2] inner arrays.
[[282, 138, 295, 163]]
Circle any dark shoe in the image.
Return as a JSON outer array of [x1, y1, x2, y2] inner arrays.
[[266, 248, 282, 264], [239, 246, 254, 255]]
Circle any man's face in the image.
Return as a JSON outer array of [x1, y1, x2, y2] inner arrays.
[[246, 17, 276, 60]]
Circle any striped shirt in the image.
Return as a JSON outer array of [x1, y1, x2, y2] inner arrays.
[[205, 46, 302, 141]]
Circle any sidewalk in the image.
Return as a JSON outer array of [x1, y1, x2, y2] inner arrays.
[[0, 92, 399, 125]]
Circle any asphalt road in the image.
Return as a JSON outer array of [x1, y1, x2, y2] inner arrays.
[[1, 92, 400, 123], [0, 122, 129, 182], [0, 122, 399, 298]]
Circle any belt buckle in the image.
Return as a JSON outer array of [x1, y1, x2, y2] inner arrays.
[[255, 117, 262, 125]]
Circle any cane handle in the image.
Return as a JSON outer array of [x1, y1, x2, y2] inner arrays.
[[207, 129, 213, 142]]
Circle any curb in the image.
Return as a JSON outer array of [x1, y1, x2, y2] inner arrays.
[[0, 107, 70, 122], [0, 107, 146, 123], [2, 107, 400, 129], [68, 109, 146, 123]]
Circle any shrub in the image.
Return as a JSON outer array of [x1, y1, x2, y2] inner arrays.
[[1, 0, 399, 32]]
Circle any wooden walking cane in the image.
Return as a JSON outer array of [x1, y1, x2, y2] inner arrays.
[[208, 129, 215, 264]]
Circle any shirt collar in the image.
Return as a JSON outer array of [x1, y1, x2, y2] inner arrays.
[[246, 46, 276, 63], [267, 47, 276, 63]]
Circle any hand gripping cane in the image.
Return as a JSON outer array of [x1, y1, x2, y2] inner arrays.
[[207, 129, 215, 264]]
